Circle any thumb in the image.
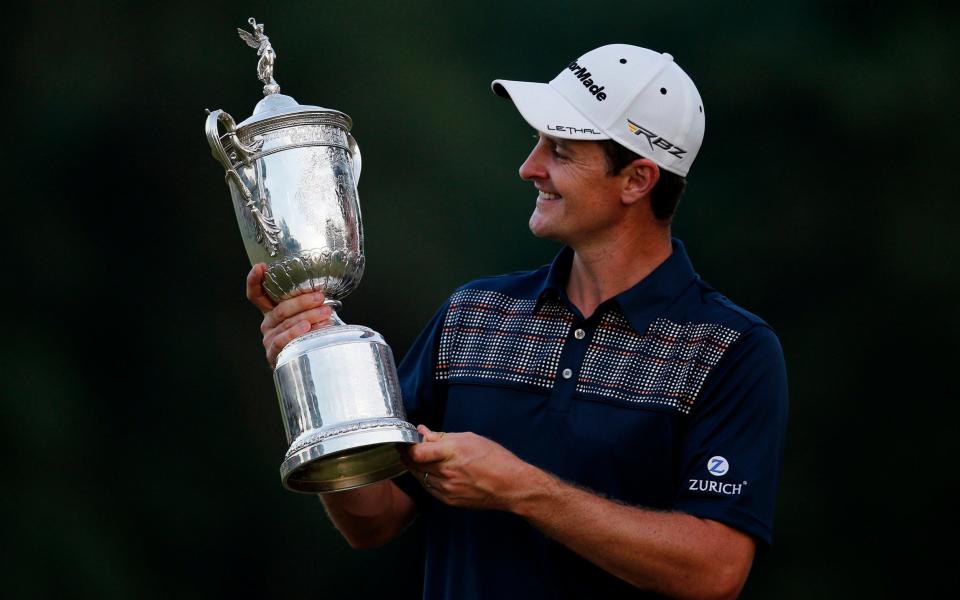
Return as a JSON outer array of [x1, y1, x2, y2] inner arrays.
[[417, 424, 444, 442]]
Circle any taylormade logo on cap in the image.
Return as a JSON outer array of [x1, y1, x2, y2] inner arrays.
[[566, 61, 608, 101]]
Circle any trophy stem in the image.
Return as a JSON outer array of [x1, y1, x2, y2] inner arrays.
[[323, 299, 344, 320]]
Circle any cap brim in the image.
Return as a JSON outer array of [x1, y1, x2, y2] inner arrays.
[[491, 79, 610, 141]]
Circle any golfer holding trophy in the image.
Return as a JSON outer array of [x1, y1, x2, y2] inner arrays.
[[204, 16, 792, 600], [205, 18, 420, 494]]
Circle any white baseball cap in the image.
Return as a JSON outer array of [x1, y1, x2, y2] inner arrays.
[[492, 44, 704, 177]]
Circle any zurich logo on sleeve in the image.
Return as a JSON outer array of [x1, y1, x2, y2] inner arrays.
[[707, 456, 729, 477], [689, 456, 744, 495]]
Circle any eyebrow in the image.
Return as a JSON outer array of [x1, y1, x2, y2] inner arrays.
[[533, 130, 573, 154], [543, 133, 570, 151]]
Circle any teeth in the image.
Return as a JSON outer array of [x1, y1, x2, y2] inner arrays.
[[538, 191, 561, 200]]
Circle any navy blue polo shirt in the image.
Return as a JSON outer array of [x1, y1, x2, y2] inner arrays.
[[395, 239, 788, 599]]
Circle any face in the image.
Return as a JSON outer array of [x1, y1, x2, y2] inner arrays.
[[519, 133, 626, 245]]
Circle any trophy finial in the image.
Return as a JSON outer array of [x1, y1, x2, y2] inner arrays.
[[238, 17, 280, 96]]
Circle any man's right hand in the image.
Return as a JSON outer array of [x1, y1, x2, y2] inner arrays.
[[245, 263, 334, 368]]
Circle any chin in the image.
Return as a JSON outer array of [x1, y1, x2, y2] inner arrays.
[[528, 218, 564, 242], [528, 214, 548, 238]]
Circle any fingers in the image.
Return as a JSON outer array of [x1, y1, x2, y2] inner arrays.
[[246, 263, 276, 314], [418, 424, 445, 442], [264, 304, 333, 348], [416, 469, 447, 496], [263, 307, 333, 366], [247, 265, 335, 368], [265, 320, 312, 366], [404, 427, 453, 465], [261, 292, 328, 333], [261, 292, 332, 368], [419, 469, 433, 488], [264, 304, 333, 337], [406, 447, 451, 467]]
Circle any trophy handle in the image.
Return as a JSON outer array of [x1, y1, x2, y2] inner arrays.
[[205, 109, 263, 167], [347, 134, 362, 185], [205, 109, 281, 256]]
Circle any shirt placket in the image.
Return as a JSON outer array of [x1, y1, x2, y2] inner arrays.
[[547, 316, 595, 413]]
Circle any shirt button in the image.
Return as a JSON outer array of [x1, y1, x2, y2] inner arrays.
[[573, 328, 586, 340], [561, 368, 573, 380]]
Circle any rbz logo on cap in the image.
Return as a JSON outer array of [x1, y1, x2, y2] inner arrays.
[[708, 456, 729, 476], [627, 119, 687, 159], [566, 61, 608, 101]]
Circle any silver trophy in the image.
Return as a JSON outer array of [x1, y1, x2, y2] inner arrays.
[[205, 18, 420, 493]]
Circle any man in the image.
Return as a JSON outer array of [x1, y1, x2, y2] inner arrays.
[[247, 44, 788, 599]]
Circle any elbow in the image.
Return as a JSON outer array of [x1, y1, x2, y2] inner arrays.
[[686, 559, 751, 600], [341, 525, 400, 550], [344, 533, 388, 550], [321, 481, 417, 550], [671, 578, 742, 600], [625, 560, 748, 600], [705, 574, 747, 600], [685, 525, 754, 600], [339, 515, 415, 550]]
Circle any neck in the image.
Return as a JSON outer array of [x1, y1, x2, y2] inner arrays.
[[565, 226, 673, 319]]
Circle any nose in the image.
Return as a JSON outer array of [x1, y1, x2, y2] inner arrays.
[[519, 139, 548, 181]]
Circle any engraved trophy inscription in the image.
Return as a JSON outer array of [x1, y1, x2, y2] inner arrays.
[[205, 19, 420, 493]]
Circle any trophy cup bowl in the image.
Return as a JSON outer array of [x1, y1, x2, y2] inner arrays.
[[205, 19, 420, 493]]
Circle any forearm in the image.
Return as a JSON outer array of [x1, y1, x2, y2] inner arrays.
[[319, 480, 417, 549], [511, 467, 753, 600]]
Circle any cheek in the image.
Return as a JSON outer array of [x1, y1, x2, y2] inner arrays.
[[561, 163, 607, 192]]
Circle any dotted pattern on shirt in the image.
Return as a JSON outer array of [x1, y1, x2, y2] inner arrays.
[[577, 310, 741, 414], [435, 289, 740, 413], [436, 288, 572, 388]]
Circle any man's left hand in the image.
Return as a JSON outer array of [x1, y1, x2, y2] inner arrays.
[[402, 425, 545, 512]]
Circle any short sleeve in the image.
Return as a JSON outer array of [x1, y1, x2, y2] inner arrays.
[[392, 301, 450, 508], [671, 325, 789, 546], [397, 301, 449, 429]]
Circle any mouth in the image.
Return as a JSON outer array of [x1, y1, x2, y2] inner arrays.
[[537, 190, 562, 201]]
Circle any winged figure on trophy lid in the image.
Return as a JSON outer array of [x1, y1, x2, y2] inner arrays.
[[238, 18, 280, 95]]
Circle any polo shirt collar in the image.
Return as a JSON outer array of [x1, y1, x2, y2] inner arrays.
[[536, 238, 698, 333], [536, 246, 575, 307]]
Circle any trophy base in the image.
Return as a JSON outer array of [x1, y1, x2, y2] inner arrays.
[[280, 424, 421, 493], [274, 321, 421, 494]]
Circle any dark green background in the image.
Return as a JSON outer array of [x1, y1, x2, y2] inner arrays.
[[6, 0, 958, 597]]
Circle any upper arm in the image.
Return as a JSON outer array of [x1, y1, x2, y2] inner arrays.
[[672, 326, 789, 546]]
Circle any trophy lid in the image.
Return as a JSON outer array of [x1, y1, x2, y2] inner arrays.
[[238, 93, 353, 130]]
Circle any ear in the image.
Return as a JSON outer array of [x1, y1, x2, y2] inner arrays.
[[620, 158, 659, 206]]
